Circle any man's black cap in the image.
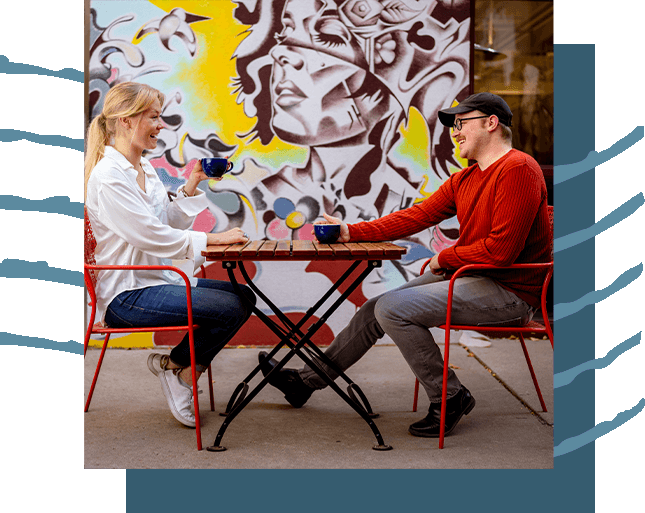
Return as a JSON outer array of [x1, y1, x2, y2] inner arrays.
[[438, 92, 513, 128]]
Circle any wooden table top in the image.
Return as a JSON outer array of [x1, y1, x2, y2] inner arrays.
[[203, 239, 407, 261]]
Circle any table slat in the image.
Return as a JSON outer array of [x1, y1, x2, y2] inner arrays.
[[311, 241, 335, 257], [275, 240, 291, 256], [356, 242, 384, 256], [344, 242, 367, 255], [377, 242, 408, 257], [240, 240, 264, 258], [203, 244, 233, 258], [257, 240, 278, 257], [224, 241, 250, 256], [292, 239, 317, 257], [330, 243, 352, 256]]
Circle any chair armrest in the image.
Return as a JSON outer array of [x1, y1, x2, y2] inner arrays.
[[440, 262, 553, 331], [84, 264, 196, 326], [85, 264, 193, 287], [448, 262, 553, 279]]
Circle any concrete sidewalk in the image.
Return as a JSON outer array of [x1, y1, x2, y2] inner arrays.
[[84, 336, 553, 469]]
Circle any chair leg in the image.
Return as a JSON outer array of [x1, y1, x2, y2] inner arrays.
[[187, 328, 203, 451], [207, 364, 215, 412], [84, 333, 111, 412], [84, 328, 92, 357], [439, 328, 451, 449], [518, 333, 548, 412], [412, 379, 419, 412]]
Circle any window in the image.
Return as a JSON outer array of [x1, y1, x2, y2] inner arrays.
[[474, 0, 553, 199]]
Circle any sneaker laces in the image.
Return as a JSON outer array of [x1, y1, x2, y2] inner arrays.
[[173, 369, 203, 399]]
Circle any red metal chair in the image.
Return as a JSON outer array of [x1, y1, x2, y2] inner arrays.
[[84, 207, 214, 451], [412, 206, 554, 449]]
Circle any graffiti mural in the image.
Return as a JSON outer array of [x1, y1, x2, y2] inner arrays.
[[87, 0, 470, 347]]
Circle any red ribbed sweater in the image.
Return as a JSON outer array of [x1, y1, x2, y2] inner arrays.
[[348, 149, 550, 308]]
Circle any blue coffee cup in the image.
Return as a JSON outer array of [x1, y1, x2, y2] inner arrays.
[[200, 158, 233, 178], [314, 224, 341, 244]]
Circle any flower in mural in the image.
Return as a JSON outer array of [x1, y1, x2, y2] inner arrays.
[[374, 33, 396, 65], [263, 197, 319, 240]]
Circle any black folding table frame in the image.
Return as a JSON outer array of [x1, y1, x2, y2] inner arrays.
[[206, 258, 394, 452]]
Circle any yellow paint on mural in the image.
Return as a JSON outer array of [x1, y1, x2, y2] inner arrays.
[[150, 0, 303, 162], [397, 107, 431, 165], [87, 332, 154, 349]]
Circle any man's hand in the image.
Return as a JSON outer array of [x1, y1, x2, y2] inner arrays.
[[428, 254, 445, 275], [313, 213, 351, 242]]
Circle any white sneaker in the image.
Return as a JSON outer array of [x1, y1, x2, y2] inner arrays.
[[159, 369, 196, 428]]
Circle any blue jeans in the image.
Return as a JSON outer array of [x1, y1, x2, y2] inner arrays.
[[105, 279, 255, 368], [300, 271, 534, 403]]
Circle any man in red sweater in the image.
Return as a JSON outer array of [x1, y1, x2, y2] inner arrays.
[[259, 93, 550, 438]]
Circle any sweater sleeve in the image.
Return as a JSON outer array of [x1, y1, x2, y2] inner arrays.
[[348, 174, 458, 241], [437, 162, 543, 269]]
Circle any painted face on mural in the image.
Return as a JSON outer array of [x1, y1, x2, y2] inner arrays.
[[270, 0, 381, 145]]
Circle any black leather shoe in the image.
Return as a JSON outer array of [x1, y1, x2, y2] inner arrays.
[[258, 351, 314, 408], [409, 386, 476, 438]]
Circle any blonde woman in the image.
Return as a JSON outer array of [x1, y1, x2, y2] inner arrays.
[[85, 81, 254, 428]]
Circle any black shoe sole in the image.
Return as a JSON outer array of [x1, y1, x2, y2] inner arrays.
[[258, 351, 312, 408]]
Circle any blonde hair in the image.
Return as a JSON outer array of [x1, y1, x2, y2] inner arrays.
[[84, 82, 165, 197]]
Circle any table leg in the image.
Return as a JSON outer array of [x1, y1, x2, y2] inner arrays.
[[238, 260, 380, 416], [207, 260, 392, 452]]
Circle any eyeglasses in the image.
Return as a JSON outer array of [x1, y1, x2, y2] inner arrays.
[[453, 115, 489, 131]]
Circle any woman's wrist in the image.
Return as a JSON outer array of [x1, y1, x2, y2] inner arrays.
[[206, 233, 220, 245], [181, 177, 200, 197]]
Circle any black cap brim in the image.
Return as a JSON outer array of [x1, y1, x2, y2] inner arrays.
[[438, 104, 476, 127]]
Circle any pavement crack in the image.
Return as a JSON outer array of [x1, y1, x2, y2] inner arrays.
[[459, 342, 553, 427]]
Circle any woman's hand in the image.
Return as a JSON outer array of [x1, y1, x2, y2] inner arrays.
[[206, 228, 250, 245], [190, 159, 210, 182], [313, 213, 350, 242], [183, 160, 222, 196]]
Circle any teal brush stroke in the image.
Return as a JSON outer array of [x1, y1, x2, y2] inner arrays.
[[0, 195, 83, 219], [0, 54, 83, 83], [0, 129, 83, 152], [554, 193, 644, 252], [554, 126, 644, 185], [554, 332, 641, 388], [0, 259, 83, 287], [554, 263, 642, 321], [554, 398, 645, 457], [0, 332, 82, 355]]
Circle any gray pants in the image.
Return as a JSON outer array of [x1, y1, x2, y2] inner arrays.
[[299, 271, 534, 403]]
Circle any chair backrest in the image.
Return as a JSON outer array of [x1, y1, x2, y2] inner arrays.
[[84, 206, 98, 289]]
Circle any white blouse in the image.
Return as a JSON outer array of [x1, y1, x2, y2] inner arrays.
[[85, 146, 209, 322]]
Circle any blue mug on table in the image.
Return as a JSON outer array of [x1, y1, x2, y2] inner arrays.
[[200, 157, 233, 178], [314, 224, 341, 244]]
